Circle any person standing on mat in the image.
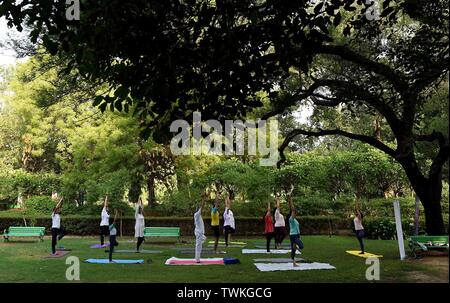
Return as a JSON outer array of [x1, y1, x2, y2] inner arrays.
[[287, 194, 303, 267], [223, 194, 235, 247], [108, 210, 119, 262], [135, 198, 145, 252], [263, 202, 275, 252], [274, 196, 286, 249], [354, 209, 365, 254], [51, 197, 65, 255], [211, 190, 221, 253], [99, 195, 110, 246], [194, 191, 207, 263]]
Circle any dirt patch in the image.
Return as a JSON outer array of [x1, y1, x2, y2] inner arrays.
[[406, 255, 449, 283]]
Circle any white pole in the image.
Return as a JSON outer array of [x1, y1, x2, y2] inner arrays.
[[393, 200, 406, 260]]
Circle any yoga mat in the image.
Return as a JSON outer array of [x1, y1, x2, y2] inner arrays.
[[253, 258, 304, 263], [104, 250, 162, 254], [46, 250, 71, 258], [242, 249, 301, 254], [208, 241, 246, 245], [85, 259, 144, 264], [254, 245, 290, 249], [179, 250, 226, 254], [254, 262, 336, 272], [207, 244, 244, 248], [90, 243, 109, 249], [165, 257, 225, 265], [346, 250, 383, 258]]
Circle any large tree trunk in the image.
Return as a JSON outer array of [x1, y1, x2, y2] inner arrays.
[[147, 177, 156, 208], [400, 156, 445, 235]]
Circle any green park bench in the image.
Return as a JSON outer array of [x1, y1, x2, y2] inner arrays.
[[144, 227, 181, 242], [409, 235, 449, 258], [3, 226, 46, 242]]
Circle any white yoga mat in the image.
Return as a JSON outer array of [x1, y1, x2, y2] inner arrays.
[[254, 262, 336, 272], [253, 258, 303, 263], [242, 249, 301, 254]]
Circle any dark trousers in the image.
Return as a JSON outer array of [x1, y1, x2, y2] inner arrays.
[[274, 227, 286, 247], [265, 232, 275, 252], [100, 225, 109, 245], [289, 234, 304, 260], [51, 228, 59, 254], [223, 226, 234, 246], [136, 237, 144, 251], [356, 230, 365, 252], [108, 235, 119, 261]]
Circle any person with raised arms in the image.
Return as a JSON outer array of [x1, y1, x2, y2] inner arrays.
[[223, 194, 235, 247], [194, 190, 207, 263], [135, 197, 145, 252], [51, 197, 65, 256], [99, 195, 110, 246], [108, 209, 119, 263], [263, 201, 275, 252], [210, 190, 221, 253], [287, 194, 303, 267], [274, 196, 286, 249], [354, 208, 365, 254]]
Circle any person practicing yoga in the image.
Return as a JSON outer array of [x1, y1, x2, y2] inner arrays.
[[51, 197, 65, 255], [354, 208, 365, 254], [135, 198, 145, 252], [274, 196, 286, 249], [194, 191, 207, 263], [99, 195, 110, 246], [263, 202, 275, 252], [223, 194, 235, 247], [211, 190, 221, 253], [287, 194, 303, 267], [108, 210, 119, 263]]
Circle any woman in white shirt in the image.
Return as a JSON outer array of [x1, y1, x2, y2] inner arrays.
[[354, 209, 365, 254], [51, 197, 64, 255], [223, 195, 235, 247], [274, 197, 286, 249], [135, 198, 145, 252], [99, 195, 110, 246]]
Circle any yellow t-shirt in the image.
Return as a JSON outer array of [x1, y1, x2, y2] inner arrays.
[[211, 207, 219, 226]]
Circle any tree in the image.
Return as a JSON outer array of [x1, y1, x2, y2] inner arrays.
[[272, 1, 449, 234]]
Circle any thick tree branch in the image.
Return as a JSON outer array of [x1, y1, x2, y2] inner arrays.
[[415, 131, 450, 179], [277, 128, 397, 168]]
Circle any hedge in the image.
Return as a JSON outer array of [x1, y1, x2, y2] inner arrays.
[[0, 215, 348, 236]]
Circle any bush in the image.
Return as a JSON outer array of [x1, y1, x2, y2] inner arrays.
[[24, 196, 56, 215]]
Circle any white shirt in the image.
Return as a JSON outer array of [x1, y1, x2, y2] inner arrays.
[[223, 208, 235, 230], [274, 208, 285, 227], [109, 224, 117, 236], [194, 208, 205, 235], [135, 204, 145, 238], [354, 217, 364, 231], [100, 207, 109, 226], [51, 212, 61, 229]]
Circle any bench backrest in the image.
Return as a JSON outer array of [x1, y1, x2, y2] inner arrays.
[[410, 236, 449, 243], [144, 227, 180, 236], [7, 227, 46, 234]]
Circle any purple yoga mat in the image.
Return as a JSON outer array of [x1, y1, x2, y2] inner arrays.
[[90, 243, 110, 249]]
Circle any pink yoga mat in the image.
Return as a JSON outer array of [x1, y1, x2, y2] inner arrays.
[[46, 250, 71, 258], [165, 257, 224, 265]]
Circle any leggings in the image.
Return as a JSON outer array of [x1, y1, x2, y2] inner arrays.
[[356, 230, 365, 252], [51, 228, 59, 254], [289, 234, 304, 260], [274, 227, 286, 246], [265, 232, 275, 252], [108, 235, 119, 261], [100, 225, 109, 245], [136, 237, 144, 251], [224, 226, 234, 246]]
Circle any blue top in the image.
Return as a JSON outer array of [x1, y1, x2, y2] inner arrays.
[[211, 207, 218, 213], [289, 216, 300, 235]]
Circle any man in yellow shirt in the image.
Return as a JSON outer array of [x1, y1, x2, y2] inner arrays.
[[211, 191, 221, 253]]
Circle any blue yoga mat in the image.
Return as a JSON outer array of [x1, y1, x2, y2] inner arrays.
[[85, 259, 144, 264]]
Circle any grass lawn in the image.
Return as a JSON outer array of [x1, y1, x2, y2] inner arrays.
[[0, 235, 447, 283]]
